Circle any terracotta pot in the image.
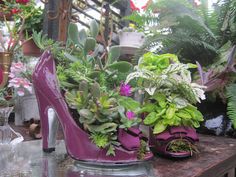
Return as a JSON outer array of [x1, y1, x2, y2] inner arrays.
[[0, 52, 12, 89], [22, 39, 42, 57]]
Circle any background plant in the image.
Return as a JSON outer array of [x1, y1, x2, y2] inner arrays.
[[0, 0, 37, 52]]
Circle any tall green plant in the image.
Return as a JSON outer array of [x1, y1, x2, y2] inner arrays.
[[125, 0, 219, 65]]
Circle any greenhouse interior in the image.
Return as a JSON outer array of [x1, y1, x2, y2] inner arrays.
[[0, 0, 236, 176]]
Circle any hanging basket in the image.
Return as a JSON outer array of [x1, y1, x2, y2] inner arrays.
[[119, 32, 145, 55]]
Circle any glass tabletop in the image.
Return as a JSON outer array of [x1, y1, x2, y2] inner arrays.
[[0, 140, 155, 177]]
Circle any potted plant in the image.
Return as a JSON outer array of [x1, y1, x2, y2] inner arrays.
[[0, 0, 32, 88], [125, 52, 205, 158], [14, 1, 43, 57], [32, 20, 153, 163], [118, 26, 145, 55], [8, 60, 40, 128]]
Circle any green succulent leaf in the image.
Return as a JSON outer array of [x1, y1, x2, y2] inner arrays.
[[90, 19, 99, 38], [78, 29, 87, 45], [107, 61, 132, 73], [87, 123, 118, 134], [68, 23, 79, 45], [99, 95, 111, 109], [90, 133, 109, 148], [91, 82, 101, 98], [108, 46, 121, 64], [64, 52, 80, 62], [84, 37, 96, 54], [79, 109, 94, 119], [106, 145, 115, 156]]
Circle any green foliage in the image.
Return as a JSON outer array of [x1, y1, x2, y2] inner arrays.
[[108, 46, 121, 64], [226, 84, 236, 128], [118, 96, 140, 112], [0, 89, 14, 107], [139, 52, 178, 74], [126, 53, 205, 104], [68, 23, 80, 45], [14, 1, 43, 33], [127, 52, 204, 134], [90, 19, 99, 38], [141, 93, 203, 134], [90, 133, 109, 148], [125, 0, 218, 64], [56, 20, 149, 156], [84, 37, 96, 54], [137, 140, 148, 160], [107, 61, 132, 73], [32, 31, 62, 57], [166, 139, 199, 154]]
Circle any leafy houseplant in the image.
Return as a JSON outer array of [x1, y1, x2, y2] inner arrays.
[[125, 52, 205, 157], [55, 20, 150, 157]]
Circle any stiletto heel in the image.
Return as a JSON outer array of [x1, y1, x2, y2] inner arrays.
[[33, 51, 153, 163], [34, 88, 59, 152]]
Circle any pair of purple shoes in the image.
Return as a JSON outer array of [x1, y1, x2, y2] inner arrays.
[[32, 51, 199, 164]]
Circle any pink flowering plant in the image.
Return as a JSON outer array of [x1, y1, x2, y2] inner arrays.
[[0, 0, 43, 53], [8, 61, 33, 96]]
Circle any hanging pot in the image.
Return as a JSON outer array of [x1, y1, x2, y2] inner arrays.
[[118, 32, 146, 56], [0, 52, 12, 89]]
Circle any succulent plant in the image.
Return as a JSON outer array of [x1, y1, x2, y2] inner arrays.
[[56, 20, 146, 156]]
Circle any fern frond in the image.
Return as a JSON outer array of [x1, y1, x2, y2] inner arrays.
[[226, 84, 236, 128]]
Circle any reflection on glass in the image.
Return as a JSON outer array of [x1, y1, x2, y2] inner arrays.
[[0, 107, 13, 144], [0, 106, 23, 145]]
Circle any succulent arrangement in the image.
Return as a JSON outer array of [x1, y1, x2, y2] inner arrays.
[[56, 20, 147, 156]]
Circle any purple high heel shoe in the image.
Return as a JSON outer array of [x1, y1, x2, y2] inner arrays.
[[150, 126, 199, 158], [32, 51, 153, 164]]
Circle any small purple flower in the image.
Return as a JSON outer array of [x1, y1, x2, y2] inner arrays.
[[120, 83, 132, 96], [126, 111, 136, 120]]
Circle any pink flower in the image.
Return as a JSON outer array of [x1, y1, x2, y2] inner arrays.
[[9, 62, 26, 78], [8, 77, 32, 96], [126, 111, 136, 120], [16, 0, 29, 4], [120, 83, 132, 97], [194, 0, 201, 6]]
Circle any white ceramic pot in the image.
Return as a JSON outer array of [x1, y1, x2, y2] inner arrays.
[[14, 89, 40, 126], [118, 32, 145, 55], [119, 32, 145, 48]]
